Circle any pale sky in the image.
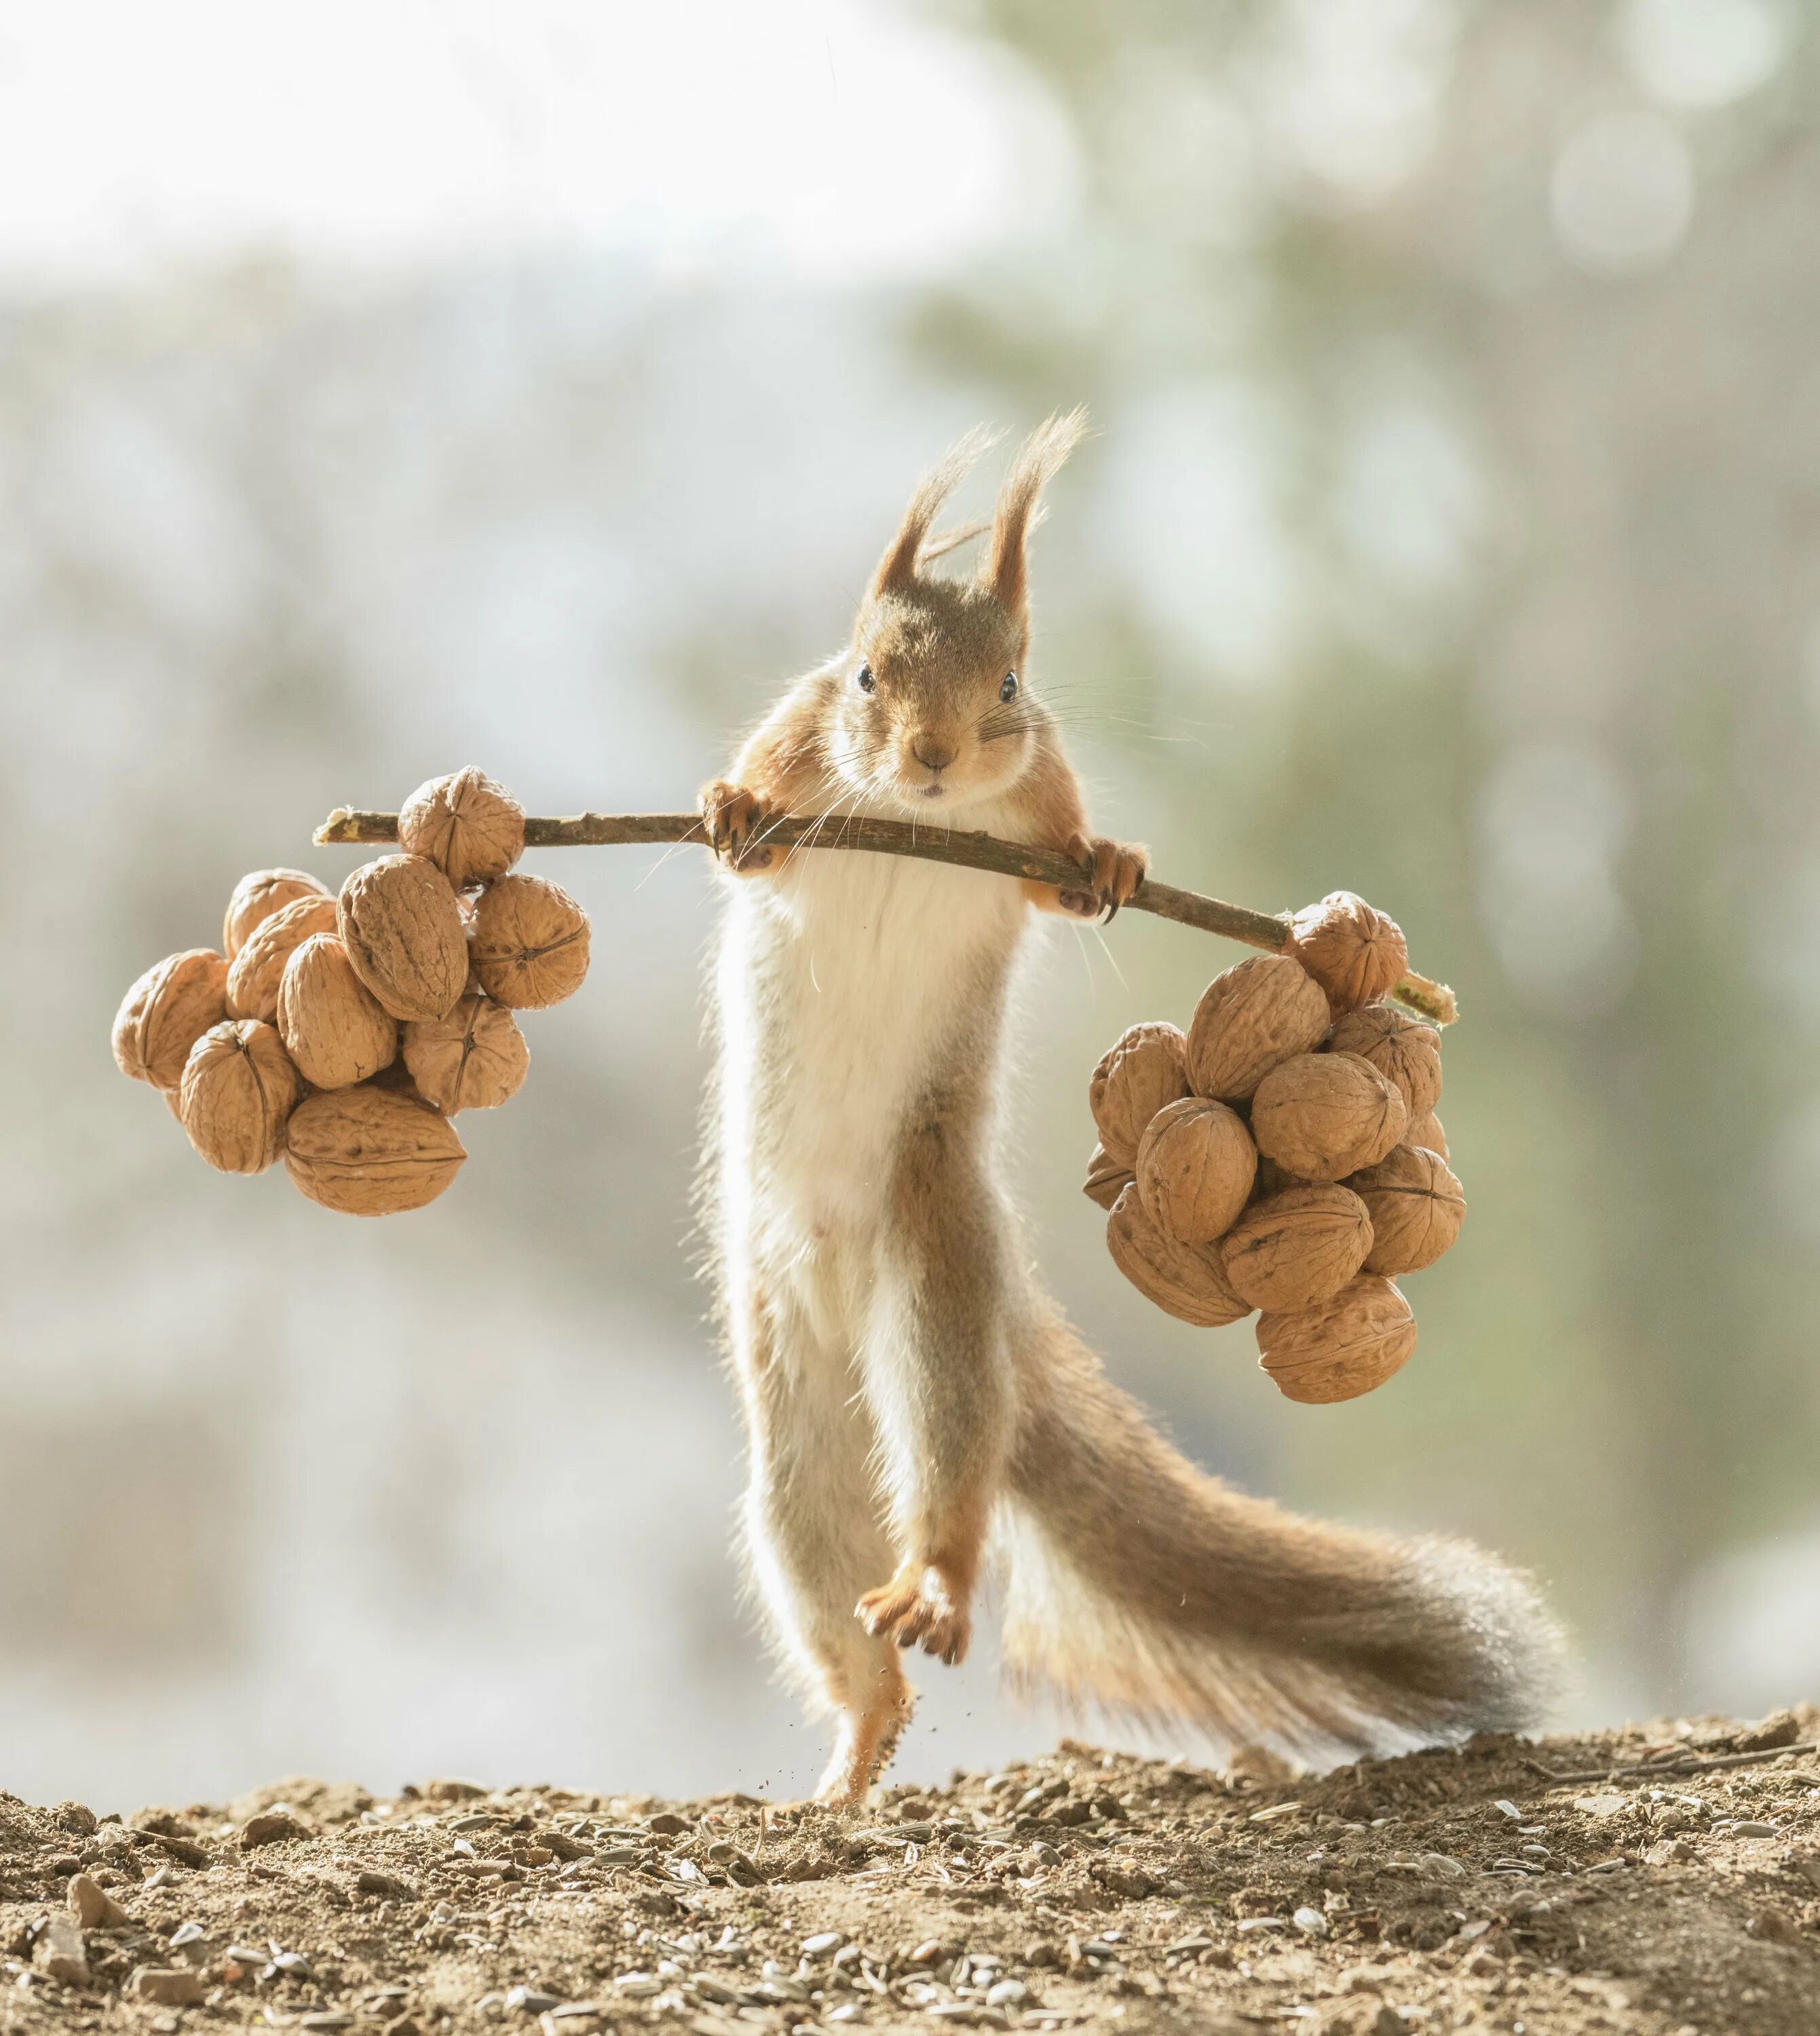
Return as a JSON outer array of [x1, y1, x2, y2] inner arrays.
[[0, 0, 1075, 283]]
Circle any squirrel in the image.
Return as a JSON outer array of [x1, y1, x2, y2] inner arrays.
[[699, 412, 1561, 1805]]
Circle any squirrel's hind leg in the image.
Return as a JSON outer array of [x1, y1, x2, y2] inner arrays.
[[736, 1283, 913, 1807]]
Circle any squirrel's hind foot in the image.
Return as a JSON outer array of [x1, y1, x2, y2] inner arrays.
[[812, 1665, 915, 1807], [856, 1561, 973, 1667]]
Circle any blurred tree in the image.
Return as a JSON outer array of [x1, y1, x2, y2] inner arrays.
[[902, 0, 1820, 1712]]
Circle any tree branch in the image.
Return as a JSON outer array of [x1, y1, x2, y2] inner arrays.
[[314, 806, 1460, 1025]]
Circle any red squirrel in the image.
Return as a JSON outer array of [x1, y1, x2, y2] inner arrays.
[[700, 413, 1559, 1804]]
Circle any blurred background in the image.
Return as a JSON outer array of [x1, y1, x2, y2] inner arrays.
[[4, 0, 1817, 1811]]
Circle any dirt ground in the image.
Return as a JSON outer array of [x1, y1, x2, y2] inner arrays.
[[7, 1714, 1820, 2036]]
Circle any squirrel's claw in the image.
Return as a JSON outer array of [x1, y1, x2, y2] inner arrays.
[[1062, 834, 1148, 922], [856, 1564, 972, 1667], [699, 779, 779, 872]]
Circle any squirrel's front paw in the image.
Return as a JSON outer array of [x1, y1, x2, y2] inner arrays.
[[700, 779, 780, 873], [1059, 834, 1148, 921], [856, 1562, 972, 1667]]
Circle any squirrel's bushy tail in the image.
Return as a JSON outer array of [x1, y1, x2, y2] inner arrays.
[[996, 1314, 1562, 1762]]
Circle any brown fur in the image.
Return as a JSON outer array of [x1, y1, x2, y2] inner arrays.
[[700, 417, 1562, 1804]]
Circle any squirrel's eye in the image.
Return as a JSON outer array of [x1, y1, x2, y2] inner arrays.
[[1000, 671, 1019, 703], [856, 664, 875, 694]]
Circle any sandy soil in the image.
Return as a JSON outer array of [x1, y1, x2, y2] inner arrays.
[[6, 1713, 1820, 2036]]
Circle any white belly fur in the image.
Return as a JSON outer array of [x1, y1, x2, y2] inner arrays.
[[713, 818, 1027, 1348]]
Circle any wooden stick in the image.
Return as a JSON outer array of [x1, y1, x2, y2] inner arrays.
[[314, 806, 1460, 1025]]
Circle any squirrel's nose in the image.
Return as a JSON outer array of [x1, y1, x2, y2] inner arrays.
[[912, 738, 955, 773]]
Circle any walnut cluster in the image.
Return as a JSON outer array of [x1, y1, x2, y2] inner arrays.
[[1086, 897, 1462, 1406], [112, 768, 589, 1218]]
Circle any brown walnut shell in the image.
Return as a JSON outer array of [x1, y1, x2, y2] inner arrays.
[[178, 1019, 303, 1174], [1256, 1275, 1417, 1404], [1251, 1052, 1407, 1182], [1106, 1183, 1251, 1327], [284, 1085, 467, 1216], [1408, 1108, 1449, 1160], [1348, 1144, 1466, 1277], [113, 949, 229, 1089], [1135, 1097, 1256, 1244], [337, 855, 470, 1023], [1328, 1004, 1441, 1120], [468, 873, 591, 1009], [1088, 1021, 1190, 1166], [1082, 1142, 1135, 1212], [398, 768, 526, 888], [1186, 954, 1331, 1101], [1221, 1184, 1373, 1313], [223, 867, 331, 961], [1285, 891, 1409, 1014], [402, 993, 530, 1113], [225, 894, 340, 1022], [277, 933, 399, 1090]]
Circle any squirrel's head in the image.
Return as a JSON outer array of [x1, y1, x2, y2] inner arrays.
[[830, 411, 1086, 816]]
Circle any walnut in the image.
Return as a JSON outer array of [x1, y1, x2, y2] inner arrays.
[[398, 768, 526, 888], [1136, 1097, 1256, 1244], [1348, 1144, 1466, 1277], [1220, 1184, 1373, 1313], [1082, 1142, 1135, 1212], [223, 868, 331, 961], [1106, 1182, 1251, 1327], [1251, 1052, 1407, 1182], [1185, 954, 1331, 1101], [178, 1019, 303, 1174], [1285, 892, 1408, 1014], [337, 854, 470, 1023], [277, 933, 399, 1090], [113, 949, 229, 1089], [1328, 1004, 1441, 1119], [1088, 1022, 1190, 1166], [225, 894, 339, 1023], [284, 1085, 467, 1216], [468, 873, 592, 1008], [1255, 1275, 1417, 1404], [402, 993, 529, 1113], [1408, 1108, 1449, 1159]]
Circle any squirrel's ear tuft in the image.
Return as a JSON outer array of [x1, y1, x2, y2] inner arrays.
[[984, 407, 1088, 615], [869, 426, 998, 600]]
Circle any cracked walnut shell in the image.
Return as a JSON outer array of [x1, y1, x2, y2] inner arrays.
[[1136, 1097, 1256, 1244], [1088, 1022, 1190, 1167], [468, 873, 591, 1009], [277, 933, 399, 1090], [178, 1019, 303, 1174], [1251, 1052, 1407, 1182], [1185, 954, 1331, 1102], [113, 949, 229, 1090], [337, 855, 470, 1023], [402, 993, 529, 1114], [1106, 1182, 1251, 1327], [398, 768, 526, 888], [1256, 1275, 1417, 1404], [284, 1085, 467, 1216], [1286, 891, 1408, 1014]]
